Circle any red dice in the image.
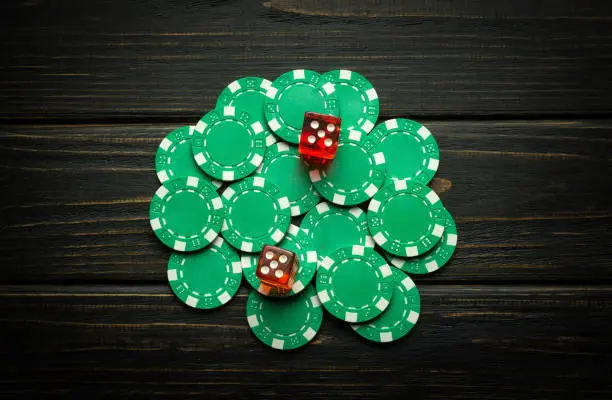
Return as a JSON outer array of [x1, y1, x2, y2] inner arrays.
[[298, 112, 341, 166], [256, 245, 299, 290]]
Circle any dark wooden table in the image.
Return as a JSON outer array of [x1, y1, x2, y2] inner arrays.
[[2, 1, 611, 398]]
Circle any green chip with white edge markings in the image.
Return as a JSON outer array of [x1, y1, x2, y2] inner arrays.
[[388, 208, 458, 274], [247, 284, 323, 350], [149, 176, 224, 252], [322, 69, 379, 133], [192, 106, 266, 181], [317, 245, 394, 323], [300, 201, 374, 261], [155, 126, 222, 188], [368, 179, 446, 257], [369, 118, 439, 185], [221, 176, 291, 252], [241, 224, 318, 297], [264, 69, 338, 144], [257, 141, 321, 216], [351, 267, 420, 343], [309, 128, 386, 206], [167, 236, 242, 309], [216, 76, 278, 148]]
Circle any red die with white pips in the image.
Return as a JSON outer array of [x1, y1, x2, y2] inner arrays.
[[256, 245, 299, 290], [298, 112, 341, 166]]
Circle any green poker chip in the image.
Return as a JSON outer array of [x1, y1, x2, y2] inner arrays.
[[300, 201, 374, 261], [155, 126, 221, 188], [246, 285, 323, 350], [351, 268, 420, 342], [167, 237, 242, 309], [149, 176, 225, 252], [317, 246, 394, 323], [216, 76, 278, 148], [192, 106, 266, 181], [369, 119, 439, 184], [264, 69, 338, 144], [368, 179, 446, 257], [309, 128, 386, 206], [221, 176, 291, 252], [322, 69, 379, 133], [257, 141, 321, 216], [241, 224, 318, 297], [388, 208, 458, 274]]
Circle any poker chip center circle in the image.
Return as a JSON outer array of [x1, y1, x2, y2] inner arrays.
[[379, 133, 425, 180], [258, 297, 311, 335], [382, 193, 432, 243], [163, 190, 211, 237], [231, 90, 267, 121], [206, 120, 252, 166], [278, 83, 326, 129], [179, 248, 232, 296], [332, 259, 379, 308], [307, 213, 365, 259], [265, 152, 312, 203], [231, 190, 277, 237], [322, 142, 371, 190]]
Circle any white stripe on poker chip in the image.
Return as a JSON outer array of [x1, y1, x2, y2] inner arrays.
[[447, 233, 458, 246], [317, 289, 330, 303], [188, 126, 195, 136], [167, 269, 178, 281], [260, 79, 272, 90], [221, 220, 229, 231], [213, 236, 224, 247], [268, 118, 281, 132], [426, 190, 440, 205], [322, 82, 335, 95], [277, 142, 290, 152], [375, 297, 389, 311], [290, 205, 300, 216], [204, 229, 217, 243], [310, 294, 321, 307], [287, 224, 300, 236], [240, 256, 252, 269], [339, 70, 351, 80], [232, 261, 242, 274], [361, 120, 374, 133], [303, 327, 316, 341], [251, 121, 264, 134], [174, 241, 186, 252], [223, 106, 235, 116], [364, 183, 378, 198], [293, 69, 305, 79], [426, 260, 439, 272], [160, 137, 172, 151], [349, 207, 363, 218], [373, 232, 387, 245], [407, 310, 420, 324], [155, 186, 169, 199], [253, 176, 265, 187], [332, 194, 346, 205], [222, 170, 234, 181], [211, 197, 223, 210], [365, 235, 375, 248], [379, 264, 392, 278], [417, 126, 431, 139], [241, 242, 253, 252], [392, 257, 405, 268], [218, 291, 231, 304], [316, 202, 329, 214], [307, 251, 317, 263], [157, 170, 169, 183], [385, 119, 398, 130], [405, 246, 418, 257], [394, 179, 407, 191], [266, 134, 277, 147], [185, 295, 198, 308], [291, 280, 304, 294], [271, 229, 284, 242], [320, 256, 334, 270], [228, 80, 241, 93], [428, 158, 439, 171], [380, 332, 393, 343], [151, 218, 161, 231], [348, 130, 362, 141], [194, 152, 206, 166], [195, 120, 207, 133], [272, 338, 284, 350], [432, 224, 444, 237], [368, 199, 381, 212], [250, 153, 263, 166], [345, 312, 358, 322], [187, 176, 199, 187], [352, 245, 365, 256], [373, 152, 385, 165], [222, 187, 235, 200], [278, 196, 290, 210], [366, 88, 378, 101], [309, 169, 322, 183], [247, 314, 259, 328], [266, 87, 278, 99], [401, 276, 415, 290]]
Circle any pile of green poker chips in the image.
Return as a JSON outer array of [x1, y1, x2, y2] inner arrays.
[[150, 69, 458, 350]]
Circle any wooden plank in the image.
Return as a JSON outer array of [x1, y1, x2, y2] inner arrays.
[[1, 121, 610, 282], [1, 0, 612, 119], [0, 284, 610, 398]]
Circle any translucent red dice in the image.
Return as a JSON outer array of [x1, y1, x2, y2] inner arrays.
[[256, 245, 299, 290], [298, 112, 341, 165]]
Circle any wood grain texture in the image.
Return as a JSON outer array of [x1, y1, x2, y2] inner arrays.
[[1, 0, 612, 119], [1, 120, 610, 283], [1, 285, 610, 398]]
